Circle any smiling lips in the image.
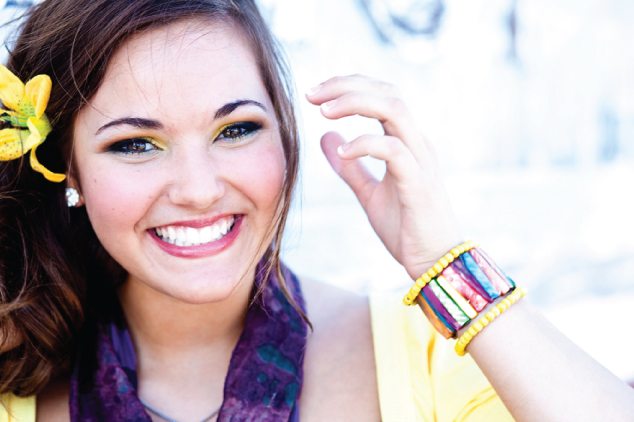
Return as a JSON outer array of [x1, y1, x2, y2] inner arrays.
[[150, 215, 241, 258], [155, 215, 236, 246]]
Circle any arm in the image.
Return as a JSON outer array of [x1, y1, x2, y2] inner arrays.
[[468, 300, 634, 421], [306, 75, 634, 421]]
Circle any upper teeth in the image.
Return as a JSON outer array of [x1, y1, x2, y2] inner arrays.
[[155, 216, 235, 246]]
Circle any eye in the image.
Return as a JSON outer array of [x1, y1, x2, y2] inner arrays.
[[215, 122, 262, 143], [108, 138, 161, 155]]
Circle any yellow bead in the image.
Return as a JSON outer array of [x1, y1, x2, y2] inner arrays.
[[427, 268, 437, 278], [422, 273, 432, 283], [433, 263, 444, 273], [415, 278, 425, 288], [473, 321, 483, 331], [492, 308, 501, 317], [439, 257, 449, 268], [451, 248, 461, 257]]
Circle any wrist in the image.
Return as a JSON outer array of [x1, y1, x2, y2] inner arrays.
[[405, 236, 467, 279], [402, 240, 524, 356]]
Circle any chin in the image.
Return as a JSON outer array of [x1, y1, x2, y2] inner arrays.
[[153, 274, 251, 305]]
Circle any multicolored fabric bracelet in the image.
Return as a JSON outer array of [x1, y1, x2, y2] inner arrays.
[[454, 287, 526, 356], [404, 241, 520, 341]]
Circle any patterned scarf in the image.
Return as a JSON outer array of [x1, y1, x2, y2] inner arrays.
[[69, 262, 307, 421]]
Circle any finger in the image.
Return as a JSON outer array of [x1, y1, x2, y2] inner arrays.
[[319, 91, 429, 165], [337, 134, 419, 184], [306, 74, 398, 105], [320, 131, 377, 207]]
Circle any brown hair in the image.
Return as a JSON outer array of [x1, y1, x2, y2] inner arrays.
[[0, 0, 300, 396]]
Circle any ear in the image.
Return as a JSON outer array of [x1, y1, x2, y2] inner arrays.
[[65, 174, 85, 207]]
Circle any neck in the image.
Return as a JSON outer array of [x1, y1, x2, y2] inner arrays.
[[118, 271, 254, 359], [116, 270, 256, 418]]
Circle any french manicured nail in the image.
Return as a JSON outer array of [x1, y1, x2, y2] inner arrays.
[[321, 100, 337, 112], [306, 84, 321, 96]]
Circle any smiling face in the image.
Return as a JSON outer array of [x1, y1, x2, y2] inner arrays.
[[71, 20, 286, 303]]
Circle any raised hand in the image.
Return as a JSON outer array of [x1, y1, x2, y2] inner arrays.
[[307, 74, 463, 279]]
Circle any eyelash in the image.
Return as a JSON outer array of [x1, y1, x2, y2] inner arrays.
[[215, 121, 262, 143], [108, 138, 160, 155], [106, 122, 262, 155]]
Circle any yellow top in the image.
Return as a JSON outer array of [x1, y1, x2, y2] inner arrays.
[[370, 290, 514, 421], [1, 291, 513, 422], [0, 395, 35, 422]]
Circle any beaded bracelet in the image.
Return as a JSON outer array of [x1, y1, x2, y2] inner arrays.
[[454, 287, 527, 356], [404, 241, 521, 346], [403, 240, 476, 306]]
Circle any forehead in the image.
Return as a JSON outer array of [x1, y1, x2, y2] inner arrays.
[[78, 19, 268, 124]]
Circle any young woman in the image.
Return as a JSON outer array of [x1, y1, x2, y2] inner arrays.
[[1, 1, 633, 421]]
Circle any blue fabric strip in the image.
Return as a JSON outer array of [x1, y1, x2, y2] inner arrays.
[[461, 253, 500, 300]]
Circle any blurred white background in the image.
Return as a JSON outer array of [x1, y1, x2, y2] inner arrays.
[[259, 0, 634, 382], [2, 0, 633, 381]]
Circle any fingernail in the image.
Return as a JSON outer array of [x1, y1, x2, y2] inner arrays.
[[337, 143, 347, 156], [306, 84, 321, 96], [321, 100, 337, 112]]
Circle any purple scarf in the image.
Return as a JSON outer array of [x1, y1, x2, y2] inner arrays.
[[69, 262, 307, 421]]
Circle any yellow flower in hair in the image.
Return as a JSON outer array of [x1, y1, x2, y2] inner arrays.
[[0, 64, 65, 182]]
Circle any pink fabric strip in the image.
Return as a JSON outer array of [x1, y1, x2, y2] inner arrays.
[[469, 249, 512, 295], [449, 258, 494, 302], [441, 265, 489, 312], [477, 248, 516, 290]]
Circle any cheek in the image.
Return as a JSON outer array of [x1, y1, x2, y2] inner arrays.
[[80, 164, 157, 234], [226, 142, 286, 212]]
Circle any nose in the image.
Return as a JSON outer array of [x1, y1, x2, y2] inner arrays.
[[167, 148, 225, 210]]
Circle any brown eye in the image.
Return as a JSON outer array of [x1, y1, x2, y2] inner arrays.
[[109, 138, 160, 155], [216, 122, 262, 142]]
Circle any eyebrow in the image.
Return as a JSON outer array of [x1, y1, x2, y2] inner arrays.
[[95, 99, 267, 135], [215, 99, 266, 119]]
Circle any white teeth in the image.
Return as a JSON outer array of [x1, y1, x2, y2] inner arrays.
[[199, 226, 213, 243], [167, 226, 176, 242], [154, 216, 235, 246], [185, 227, 199, 246]]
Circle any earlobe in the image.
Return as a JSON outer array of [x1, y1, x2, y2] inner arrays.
[[65, 176, 84, 207]]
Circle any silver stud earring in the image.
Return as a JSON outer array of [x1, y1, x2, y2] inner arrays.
[[66, 187, 80, 207]]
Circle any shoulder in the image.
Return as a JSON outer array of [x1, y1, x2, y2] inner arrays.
[[299, 277, 381, 420], [35, 379, 69, 421], [300, 277, 374, 358], [300, 277, 369, 324]]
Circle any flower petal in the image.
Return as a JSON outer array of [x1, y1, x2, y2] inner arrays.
[[25, 74, 52, 118], [29, 144, 66, 182], [25, 117, 65, 182], [0, 129, 33, 161], [0, 65, 25, 111], [27, 116, 52, 140]]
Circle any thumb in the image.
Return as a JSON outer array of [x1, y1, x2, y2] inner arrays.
[[320, 131, 376, 206]]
